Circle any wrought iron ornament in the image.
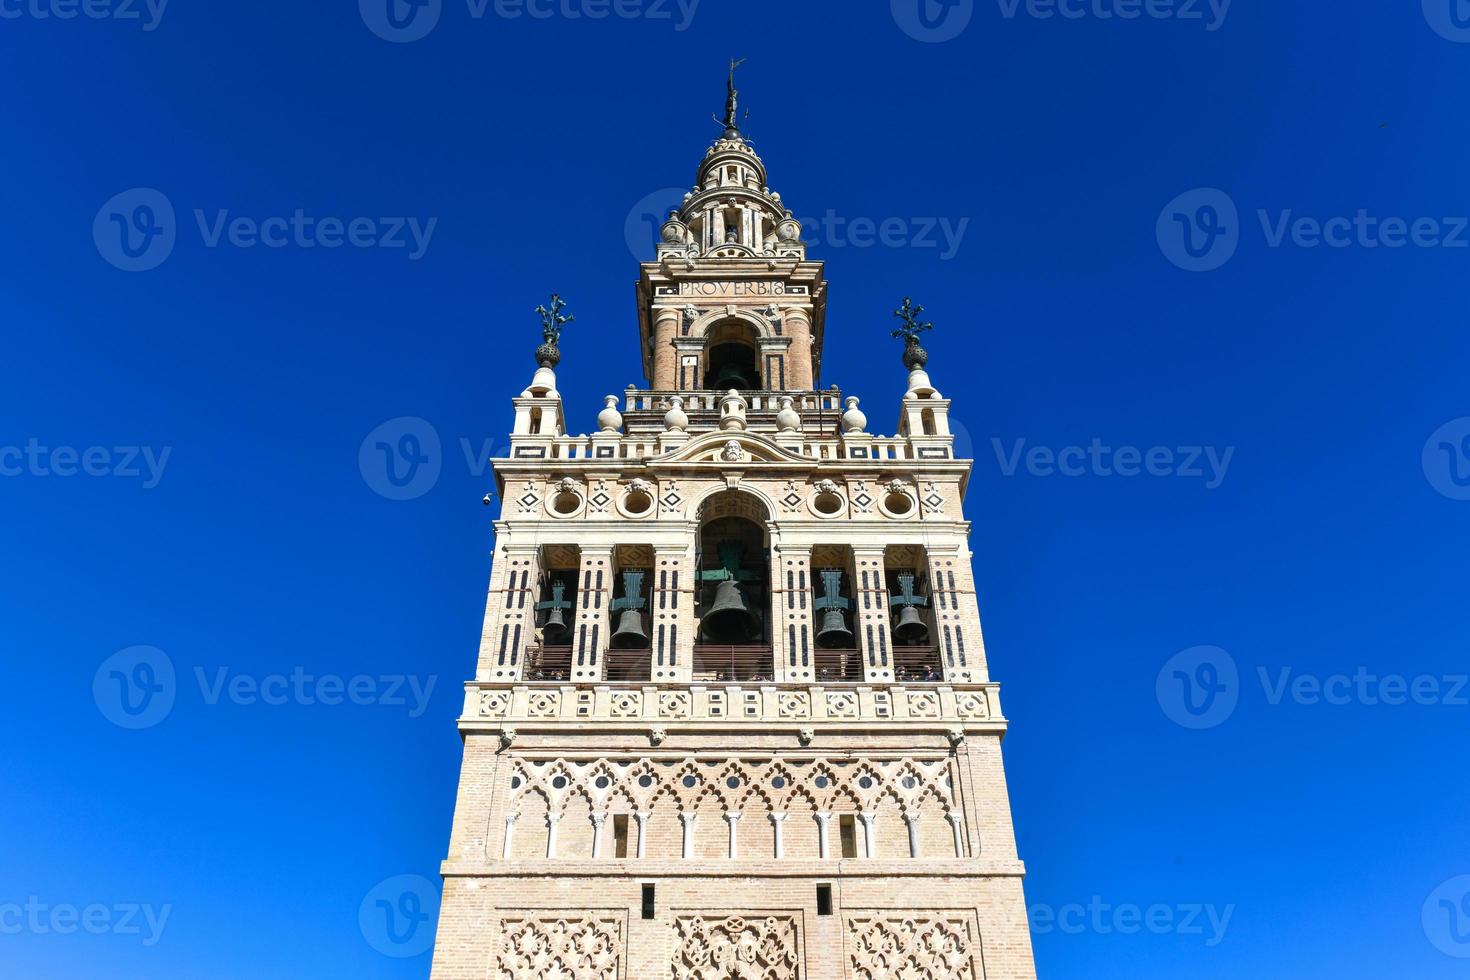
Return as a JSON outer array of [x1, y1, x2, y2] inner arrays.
[[534, 293, 575, 367], [891, 296, 934, 370]]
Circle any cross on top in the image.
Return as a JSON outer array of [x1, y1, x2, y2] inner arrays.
[[611, 571, 648, 613], [535, 293, 575, 347], [814, 569, 851, 614], [891, 297, 934, 345], [535, 578, 573, 616], [699, 541, 761, 584], [889, 571, 929, 611]]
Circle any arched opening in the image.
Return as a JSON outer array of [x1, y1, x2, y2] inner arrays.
[[694, 491, 772, 681], [704, 320, 762, 391]]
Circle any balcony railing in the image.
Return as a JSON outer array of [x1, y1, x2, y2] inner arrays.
[[605, 649, 652, 683], [892, 646, 945, 683], [524, 645, 572, 682], [814, 649, 865, 683], [692, 645, 775, 683]]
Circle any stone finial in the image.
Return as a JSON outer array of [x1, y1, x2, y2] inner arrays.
[[664, 395, 689, 432], [840, 396, 867, 434], [719, 389, 748, 431], [597, 395, 624, 433], [776, 396, 801, 433]]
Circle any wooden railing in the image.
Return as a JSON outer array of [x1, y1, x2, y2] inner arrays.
[[691, 645, 775, 683], [892, 646, 945, 683], [524, 645, 573, 682]]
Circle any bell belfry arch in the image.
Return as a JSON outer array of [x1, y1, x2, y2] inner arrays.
[[430, 68, 1038, 980]]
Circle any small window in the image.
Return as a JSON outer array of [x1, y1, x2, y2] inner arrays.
[[641, 883, 656, 920], [613, 815, 629, 859], [816, 884, 833, 916], [838, 815, 859, 859]]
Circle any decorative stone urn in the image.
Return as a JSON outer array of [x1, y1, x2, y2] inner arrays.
[[597, 395, 623, 433]]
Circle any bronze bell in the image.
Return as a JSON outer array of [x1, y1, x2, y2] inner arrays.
[[611, 608, 647, 648], [701, 579, 757, 642], [894, 605, 929, 645], [541, 607, 570, 645], [815, 608, 853, 649], [708, 363, 754, 390]]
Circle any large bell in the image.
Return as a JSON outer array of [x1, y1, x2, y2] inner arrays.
[[611, 608, 648, 648], [708, 362, 754, 390], [701, 579, 757, 642], [893, 605, 929, 645], [816, 608, 853, 649], [541, 607, 570, 645]]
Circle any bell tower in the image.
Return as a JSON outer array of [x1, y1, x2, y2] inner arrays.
[[430, 68, 1038, 980]]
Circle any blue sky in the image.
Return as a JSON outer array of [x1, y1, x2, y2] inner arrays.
[[4, 1, 1470, 977]]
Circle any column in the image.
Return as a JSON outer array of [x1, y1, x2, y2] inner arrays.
[[590, 813, 606, 859], [724, 811, 742, 859], [634, 811, 651, 859], [947, 811, 967, 858], [679, 811, 697, 859], [814, 812, 831, 859], [853, 548, 893, 683], [545, 813, 561, 859], [904, 812, 921, 859], [501, 813, 518, 860], [769, 812, 787, 859], [478, 545, 538, 681], [572, 547, 614, 682], [928, 546, 988, 682], [773, 546, 814, 683], [782, 307, 814, 390], [653, 545, 695, 683], [858, 811, 877, 859]]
